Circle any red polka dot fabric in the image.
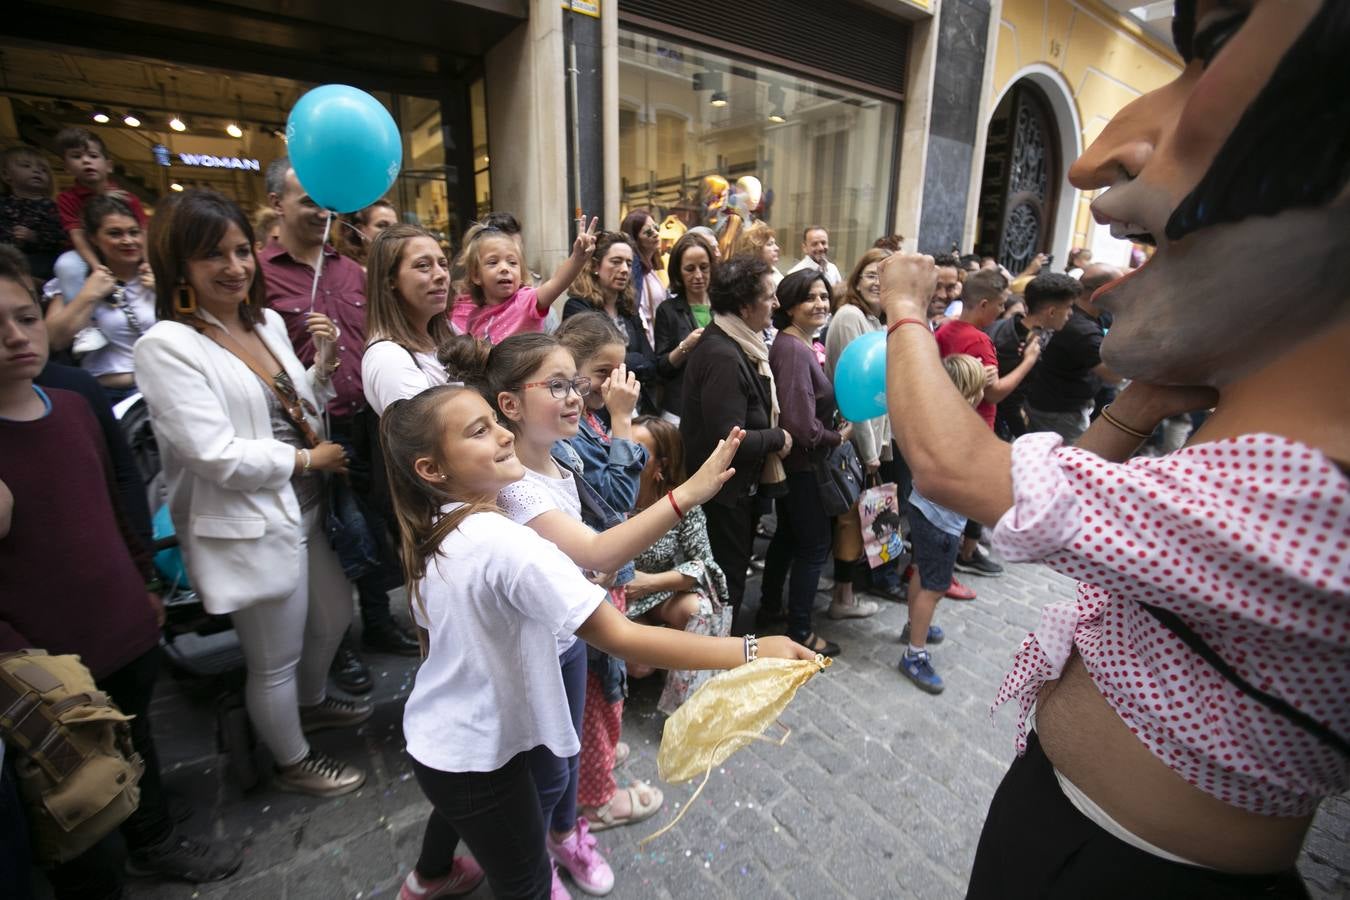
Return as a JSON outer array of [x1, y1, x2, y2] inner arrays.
[[990, 432, 1350, 816]]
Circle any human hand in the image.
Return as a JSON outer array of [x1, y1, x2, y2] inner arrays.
[[11, 225, 33, 245], [601, 363, 640, 420], [672, 426, 745, 509], [307, 441, 349, 474], [839, 421, 854, 444], [777, 429, 794, 458], [1111, 382, 1219, 431], [1022, 336, 1042, 364], [77, 266, 118, 304], [754, 635, 818, 661], [679, 328, 705, 354], [624, 571, 659, 601], [306, 312, 339, 371], [587, 570, 618, 589], [138, 262, 155, 291], [879, 252, 936, 324], [1020, 253, 1048, 277], [571, 216, 599, 262], [983, 364, 999, 387], [864, 459, 881, 476], [147, 591, 166, 628]]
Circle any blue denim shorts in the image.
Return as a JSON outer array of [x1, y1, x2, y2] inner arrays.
[[906, 501, 961, 592]]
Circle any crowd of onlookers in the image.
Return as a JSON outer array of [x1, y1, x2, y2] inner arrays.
[[1, 128, 1150, 900]]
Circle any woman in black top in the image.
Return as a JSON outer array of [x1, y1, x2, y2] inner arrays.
[[653, 232, 716, 422], [562, 231, 660, 411], [679, 254, 789, 631]]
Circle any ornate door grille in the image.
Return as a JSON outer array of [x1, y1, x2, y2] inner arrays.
[[976, 82, 1059, 273]]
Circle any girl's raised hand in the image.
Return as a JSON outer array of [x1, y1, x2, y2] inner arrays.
[[572, 216, 599, 261], [756, 635, 819, 661], [601, 363, 640, 420], [672, 426, 744, 509]]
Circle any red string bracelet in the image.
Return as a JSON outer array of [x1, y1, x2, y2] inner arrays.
[[887, 317, 930, 337], [667, 490, 685, 519]]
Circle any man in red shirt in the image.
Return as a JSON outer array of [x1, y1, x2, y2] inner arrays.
[[935, 268, 1040, 577]]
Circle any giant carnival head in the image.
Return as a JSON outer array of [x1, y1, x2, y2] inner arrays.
[[1071, 0, 1349, 386]]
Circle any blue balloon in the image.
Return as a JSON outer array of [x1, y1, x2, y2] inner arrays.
[[286, 85, 402, 213], [152, 505, 191, 591], [834, 330, 888, 422]]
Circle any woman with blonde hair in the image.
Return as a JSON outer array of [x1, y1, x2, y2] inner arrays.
[[361, 223, 455, 417], [730, 220, 783, 286]]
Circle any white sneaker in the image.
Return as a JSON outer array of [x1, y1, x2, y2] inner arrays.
[[827, 598, 880, 620]]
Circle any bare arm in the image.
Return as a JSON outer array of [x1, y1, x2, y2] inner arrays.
[[45, 266, 117, 350], [984, 339, 1041, 404], [1092, 361, 1124, 386], [1074, 382, 1218, 462], [577, 601, 813, 668], [526, 428, 744, 572], [536, 217, 598, 312], [882, 254, 1014, 527], [0, 477, 12, 540]]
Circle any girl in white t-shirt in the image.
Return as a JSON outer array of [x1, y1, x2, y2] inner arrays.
[[381, 385, 810, 900], [361, 225, 458, 417]]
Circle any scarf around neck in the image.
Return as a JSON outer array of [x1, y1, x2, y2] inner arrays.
[[713, 312, 786, 487]]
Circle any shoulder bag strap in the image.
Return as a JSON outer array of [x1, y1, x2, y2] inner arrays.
[[187, 319, 322, 448], [1138, 602, 1349, 757]]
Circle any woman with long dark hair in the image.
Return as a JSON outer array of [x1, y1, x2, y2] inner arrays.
[[652, 231, 716, 424]]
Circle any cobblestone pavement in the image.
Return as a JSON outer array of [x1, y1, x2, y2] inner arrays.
[[100, 557, 1348, 900]]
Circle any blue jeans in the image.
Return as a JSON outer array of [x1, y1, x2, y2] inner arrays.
[[529, 638, 587, 834], [761, 470, 833, 643]]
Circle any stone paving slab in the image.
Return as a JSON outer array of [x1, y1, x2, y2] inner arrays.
[[61, 557, 1346, 900]]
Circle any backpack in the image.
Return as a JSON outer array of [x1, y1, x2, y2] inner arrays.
[[0, 650, 144, 864]]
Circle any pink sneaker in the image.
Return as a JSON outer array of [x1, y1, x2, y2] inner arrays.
[[398, 857, 486, 899], [550, 862, 573, 900], [547, 818, 614, 896]]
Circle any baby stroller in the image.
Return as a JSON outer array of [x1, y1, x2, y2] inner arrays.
[[116, 393, 260, 788]]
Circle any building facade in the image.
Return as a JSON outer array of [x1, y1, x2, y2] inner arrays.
[[1, 0, 1181, 280]]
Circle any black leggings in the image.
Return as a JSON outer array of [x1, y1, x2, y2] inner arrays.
[[411, 752, 551, 900], [967, 731, 1310, 900]]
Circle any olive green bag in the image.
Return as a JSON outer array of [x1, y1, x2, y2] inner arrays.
[[0, 649, 143, 864]]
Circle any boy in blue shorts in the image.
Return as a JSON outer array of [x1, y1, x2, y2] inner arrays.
[[899, 354, 988, 694]]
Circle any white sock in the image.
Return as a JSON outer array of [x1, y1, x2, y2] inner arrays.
[[907, 643, 925, 656]]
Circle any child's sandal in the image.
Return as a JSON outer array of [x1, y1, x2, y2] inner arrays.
[[583, 782, 663, 832]]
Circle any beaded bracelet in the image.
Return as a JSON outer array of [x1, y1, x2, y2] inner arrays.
[[743, 634, 759, 663]]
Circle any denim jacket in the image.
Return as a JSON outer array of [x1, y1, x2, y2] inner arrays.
[[565, 408, 647, 514], [551, 435, 644, 704]]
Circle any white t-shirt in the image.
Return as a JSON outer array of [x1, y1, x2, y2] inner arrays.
[[402, 508, 605, 773], [362, 340, 450, 416], [498, 466, 587, 652]]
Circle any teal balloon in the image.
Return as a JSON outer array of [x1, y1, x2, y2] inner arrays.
[[152, 505, 191, 591], [834, 330, 888, 422], [286, 85, 402, 213]]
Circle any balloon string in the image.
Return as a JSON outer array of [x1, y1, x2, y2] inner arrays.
[[637, 721, 793, 849], [309, 211, 334, 313]]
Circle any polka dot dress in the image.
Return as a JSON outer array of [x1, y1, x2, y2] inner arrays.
[[990, 432, 1350, 817]]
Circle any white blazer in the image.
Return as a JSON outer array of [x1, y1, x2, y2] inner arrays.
[[133, 308, 335, 614]]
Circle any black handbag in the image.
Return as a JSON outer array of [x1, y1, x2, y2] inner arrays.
[[812, 439, 865, 517]]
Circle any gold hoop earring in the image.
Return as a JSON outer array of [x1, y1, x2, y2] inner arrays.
[[174, 282, 197, 315]]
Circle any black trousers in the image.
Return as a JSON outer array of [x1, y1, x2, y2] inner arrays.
[[328, 416, 403, 630], [703, 496, 756, 632], [411, 753, 551, 900], [967, 731, 1310, 900], [48, 647, 174, 900]]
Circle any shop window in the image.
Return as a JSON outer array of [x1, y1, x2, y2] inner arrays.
[[470, 77, 491, 220], [618, 30, 898, 272]]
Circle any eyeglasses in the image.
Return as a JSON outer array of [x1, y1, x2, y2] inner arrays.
[[860, 271, 880, 282], [640, 226, 659, 238], [520, 376, 592, 400]]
